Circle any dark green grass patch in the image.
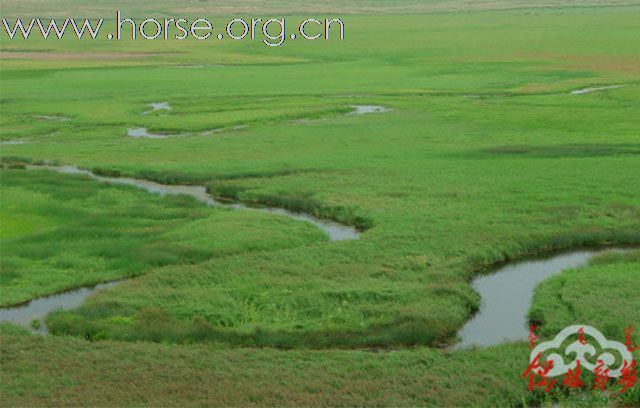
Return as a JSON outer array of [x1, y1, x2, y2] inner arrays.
[[484, 143, 640, 158]]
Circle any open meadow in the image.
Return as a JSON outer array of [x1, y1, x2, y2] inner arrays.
[[1, 0, 639, 406]]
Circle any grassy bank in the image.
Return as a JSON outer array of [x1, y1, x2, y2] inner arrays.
[[2, 2, 640, 348], [2, 252, 638, 406], [1, 0, 639, 405], [0, 169, 325, 306]]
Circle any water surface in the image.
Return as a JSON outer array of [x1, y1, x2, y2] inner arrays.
[[127, 127, 171, 138], [143, 102, 171, 115], [350, 105, 390, 114], [0, 164, 361, 333], [570, 85, 624, 95], [455, 248, 627, 348], [36, 115, 70, 121], [0, 281, 120, 334], [29, 165, 359, 241]]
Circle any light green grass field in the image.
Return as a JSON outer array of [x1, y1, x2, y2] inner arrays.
[[1, 0, 639, 406], [0, 169, 325, 306]]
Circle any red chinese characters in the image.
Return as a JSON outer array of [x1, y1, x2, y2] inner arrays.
[[562, 360, 584, 389], [528, 324, 540, 350], [593, 360, 610, 391], [525, 324, 638, 396], [618, 360, 637, 394], [522, 352, 556, 392], [625, 325, 638, 352], [578, 326, 587, 346]]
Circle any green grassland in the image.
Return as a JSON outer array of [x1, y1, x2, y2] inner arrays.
[[1, 254, 638, 406], [1, 0, 639, 406], [0, 169, 325, 306], [530, 251, 640, 339]]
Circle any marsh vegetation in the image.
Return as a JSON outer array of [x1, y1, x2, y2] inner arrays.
[[1, 0, 639, 406]]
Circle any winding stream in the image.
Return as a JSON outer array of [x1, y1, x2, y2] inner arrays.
[[1, 167, 633, 343], [570, 85, 624, 95], [455, 247, 629, 348], [0, 281, 121, 334], [127, 105, 388, 139], [127, 127, 172, 138], [0, 164, 359, 333]]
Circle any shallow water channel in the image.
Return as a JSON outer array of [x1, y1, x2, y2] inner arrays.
[[126, 127, 172, 138], [142, 102, 171, 115], [0, 281, 121, 335], [455, 247, 629, 348], [570, 85, 624, 95], [1, 167, 632, 341], [350, 105, 389, 114], [0, 164, 360, 333]]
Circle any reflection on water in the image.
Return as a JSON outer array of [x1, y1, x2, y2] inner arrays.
[[350, 105, 390, 115], [143, 102, 171, 115], [126, 127, 171, 138], [29, 165, 359, 242], [570, 85, 623, 95], [36, 115, 70, 122], [455, 248, 628, 348], [0, 281, 121, 334], [0, 164, 360, 333]]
